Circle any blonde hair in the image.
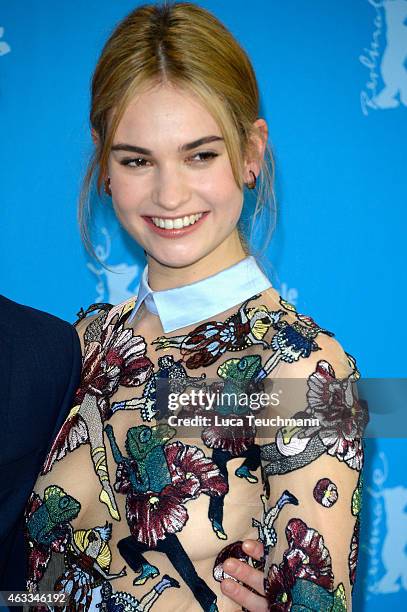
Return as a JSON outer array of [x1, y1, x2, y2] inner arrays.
[[79, 0, 277, 278]]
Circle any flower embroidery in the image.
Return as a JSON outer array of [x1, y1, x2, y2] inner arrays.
[[304, 360, 368, 470], [75, 322, 153, 418], [107, 424, 228, 548], [265, 518, 344, 611]]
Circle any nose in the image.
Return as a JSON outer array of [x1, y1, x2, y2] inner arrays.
[[151, 165, 190, 212]]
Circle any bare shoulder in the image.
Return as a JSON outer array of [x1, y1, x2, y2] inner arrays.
[[255, 286, 360, 380], [73, 296, 137, 351]]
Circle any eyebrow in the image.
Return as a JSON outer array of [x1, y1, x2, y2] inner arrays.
[[110, 135, 224, 155]]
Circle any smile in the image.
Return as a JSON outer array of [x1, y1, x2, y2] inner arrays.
[[151, 213, 203, 229], [143, 212, 209, 238]]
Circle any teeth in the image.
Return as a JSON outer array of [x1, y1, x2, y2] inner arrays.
[[151, 213, 203, 229]]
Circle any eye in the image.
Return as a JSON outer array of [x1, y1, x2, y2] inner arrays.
[[120, 157, 149, 168], [238, 358, 247, 370], [59, 496, 69, 509], [188, 151, 219, 163], [139, 428, 151, 443]]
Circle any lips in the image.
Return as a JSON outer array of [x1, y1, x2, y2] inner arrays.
[[142, 212, 210, 238]]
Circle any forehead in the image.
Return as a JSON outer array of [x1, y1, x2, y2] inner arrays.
[[114, 82, 221, 144]]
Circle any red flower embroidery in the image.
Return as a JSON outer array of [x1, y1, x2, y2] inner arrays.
[[75, 323, 153, 418], [305, 360, 368, 470], [265, 518, 334, 610], [201, 421, 256, 455], [116, 442, 228, 548]]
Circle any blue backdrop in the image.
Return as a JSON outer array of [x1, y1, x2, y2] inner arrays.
[[1, 1, 406, 609]]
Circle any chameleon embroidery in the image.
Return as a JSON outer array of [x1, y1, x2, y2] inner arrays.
[[173, 354, 267, 539], [25, 486, 81, 592], [105, 422, 227, 611], [26, 486, 80, 548], [25, 484, 179, 612]]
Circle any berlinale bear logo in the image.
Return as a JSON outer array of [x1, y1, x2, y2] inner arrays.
[[360, 0, 407, 114]]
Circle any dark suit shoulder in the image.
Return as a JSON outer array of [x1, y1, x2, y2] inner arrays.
[[0, 294, 76, 341], [0, 295, 82, 434]]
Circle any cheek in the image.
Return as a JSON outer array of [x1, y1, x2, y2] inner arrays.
[[111, 180, 144, 216], [213, 188, 243, 228], [201, 167, 243, 222]]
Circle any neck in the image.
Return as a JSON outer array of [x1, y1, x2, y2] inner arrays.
[[146, 230, 248, 291]]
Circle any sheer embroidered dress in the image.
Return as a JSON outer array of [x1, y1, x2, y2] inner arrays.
[[23, 256, 367, 611]]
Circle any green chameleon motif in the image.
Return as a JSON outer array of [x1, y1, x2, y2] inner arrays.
[[27, 485, 81, 546], [216, 354, 263, 416], [104, 422, 223, 610], [105, 423, 176, 493], [285, 578, 347, 611]]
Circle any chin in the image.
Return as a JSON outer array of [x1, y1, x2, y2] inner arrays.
[[147, 244, 214, 269]]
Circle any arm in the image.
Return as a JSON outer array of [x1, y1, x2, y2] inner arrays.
[[221, 335, 367, 611]]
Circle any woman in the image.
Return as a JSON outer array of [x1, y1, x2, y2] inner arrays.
[[23, 2, 367, 610]]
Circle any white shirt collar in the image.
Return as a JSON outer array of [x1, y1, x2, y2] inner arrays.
[[127, 255, 272, 333]]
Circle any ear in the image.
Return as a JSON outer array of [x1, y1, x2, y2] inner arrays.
[[244, 118, 268, 178], [91, 127, 100, 147]]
